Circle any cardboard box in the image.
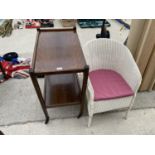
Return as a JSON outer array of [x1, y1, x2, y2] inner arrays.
[[61, 19, 76, 27]]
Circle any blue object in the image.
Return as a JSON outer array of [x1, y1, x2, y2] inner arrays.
[[12, 58, 19, 64], [115, 19, 130, 29], [3, 52, 18, 61], [0, 56, 4, 61], [0, 52, 19, 64]]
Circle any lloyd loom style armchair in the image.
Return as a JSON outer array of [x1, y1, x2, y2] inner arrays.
[[83, 39, 142, 127]]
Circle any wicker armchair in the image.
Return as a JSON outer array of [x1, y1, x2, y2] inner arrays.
[[83, 39, 142, 127]]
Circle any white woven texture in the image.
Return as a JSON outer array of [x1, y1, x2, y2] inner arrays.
[[83, 39, 142, 126]]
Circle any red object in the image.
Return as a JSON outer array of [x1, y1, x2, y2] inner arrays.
[[0, 61, 30, 79], [25, 20, 41, 29], [89, 69, 134, 101]]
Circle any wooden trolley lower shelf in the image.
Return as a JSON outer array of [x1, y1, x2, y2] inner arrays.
[[44, 74, 81, 108]]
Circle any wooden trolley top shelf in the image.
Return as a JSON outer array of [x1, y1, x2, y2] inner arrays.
[[32, 28, 86, 74]]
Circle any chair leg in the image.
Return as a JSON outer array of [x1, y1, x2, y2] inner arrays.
[[88, 115, 93, 127], [125, 109, 130, 120], [125, 97, 135, 119]]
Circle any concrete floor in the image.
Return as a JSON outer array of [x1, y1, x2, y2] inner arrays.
[[0, 20, 155, 134], [1, 108, 155, 134]]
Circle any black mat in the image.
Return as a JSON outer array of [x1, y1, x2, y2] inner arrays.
[[78, 19, 111, 28]]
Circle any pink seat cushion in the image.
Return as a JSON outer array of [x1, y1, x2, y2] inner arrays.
[[89, 69, 134, 101]]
